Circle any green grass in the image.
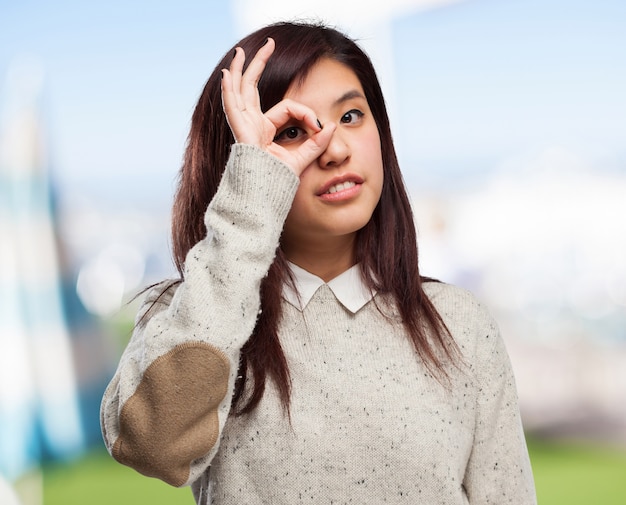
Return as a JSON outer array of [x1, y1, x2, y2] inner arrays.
[[527, 437, 626, 504], [36, 438, 626, 504], [42, 447, 194, 505]]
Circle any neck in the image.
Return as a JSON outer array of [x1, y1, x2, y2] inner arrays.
[[283, 236, 356, 282]]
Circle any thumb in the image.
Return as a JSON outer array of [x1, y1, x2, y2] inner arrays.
[[291, 123, 336, 174]]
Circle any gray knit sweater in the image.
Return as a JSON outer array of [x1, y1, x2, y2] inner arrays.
[[100, 144, 536, 504]]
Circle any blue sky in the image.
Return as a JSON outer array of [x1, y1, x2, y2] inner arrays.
[[1, 0, 625, 205], [1, 1, 235, 207], [392, 0, 626, 184]]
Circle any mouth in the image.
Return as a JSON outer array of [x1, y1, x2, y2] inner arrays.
[[325, 181, 357, 194], [317, 175, 364, 196]]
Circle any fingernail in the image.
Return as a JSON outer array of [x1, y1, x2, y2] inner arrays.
[[316, 119, 322, 129], [262, 38, 269, 46]]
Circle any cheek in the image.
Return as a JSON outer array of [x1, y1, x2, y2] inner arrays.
[[360, 125, 382, 160], [364, 137, 384, 195]]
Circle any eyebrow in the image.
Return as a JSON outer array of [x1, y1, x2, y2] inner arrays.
[[334, 89, 366, 106]]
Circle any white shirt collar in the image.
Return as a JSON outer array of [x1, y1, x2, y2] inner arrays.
[[283, 262, 375, 314]]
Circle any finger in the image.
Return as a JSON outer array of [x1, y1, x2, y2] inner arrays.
[[264, 98, 322, 134], [240, 38, 275, 108], [296, 122, 336, 165], [221, 68, 251, 143], [221, 69, 239, 140], [270, 122, 336, 175], [229, 47, 245, 110]]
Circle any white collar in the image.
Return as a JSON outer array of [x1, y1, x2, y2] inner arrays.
[[283, 262, 375, 314]]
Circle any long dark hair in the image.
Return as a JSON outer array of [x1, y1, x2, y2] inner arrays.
[[171, 21, 459, 415]]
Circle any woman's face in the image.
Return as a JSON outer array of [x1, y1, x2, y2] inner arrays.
[[276, 58, 384, 263]]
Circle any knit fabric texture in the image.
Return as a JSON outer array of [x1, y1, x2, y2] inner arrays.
[[100, 143, 536, 504]]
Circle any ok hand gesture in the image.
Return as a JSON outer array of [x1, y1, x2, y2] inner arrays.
[[221, 38, 335, 176]]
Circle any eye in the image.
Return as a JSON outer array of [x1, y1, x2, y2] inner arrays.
[[274, 126, 306, 145], [340, 109, 364, 124]]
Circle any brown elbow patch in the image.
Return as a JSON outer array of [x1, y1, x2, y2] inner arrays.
[[112, 342, 230, 487]]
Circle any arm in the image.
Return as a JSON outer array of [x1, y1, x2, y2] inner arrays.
[[101, 38, 334, 488], [100, 143, 298, 487], [463, 306, 537, 504]]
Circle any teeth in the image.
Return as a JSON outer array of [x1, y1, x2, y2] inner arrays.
[[327, 181, 356, 194]]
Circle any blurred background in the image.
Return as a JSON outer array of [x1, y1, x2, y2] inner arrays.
[[1, 0, 625, 503]]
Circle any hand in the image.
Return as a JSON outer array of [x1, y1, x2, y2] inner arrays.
[[221, 38, 335, 176]]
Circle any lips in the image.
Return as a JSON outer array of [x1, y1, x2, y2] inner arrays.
[[317, 174, 364, 196]]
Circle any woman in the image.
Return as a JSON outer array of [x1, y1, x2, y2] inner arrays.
[[101, 21, 536, 504]]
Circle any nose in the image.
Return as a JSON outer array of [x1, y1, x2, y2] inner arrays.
[[318, 127, 350, 169]]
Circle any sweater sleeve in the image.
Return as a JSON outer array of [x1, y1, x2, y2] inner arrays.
[[463, 304, 537, 504], [100, 144, 299, 488]]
